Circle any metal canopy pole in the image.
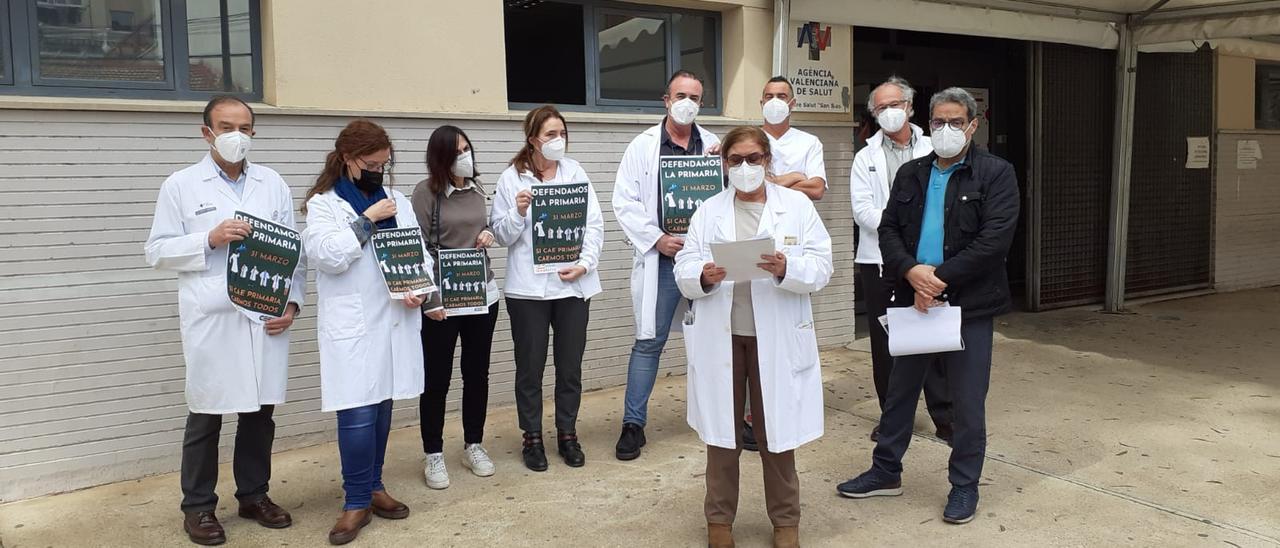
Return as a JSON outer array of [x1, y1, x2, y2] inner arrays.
[[1105, 21, 1139, 312], [772, 0, 790, 77]]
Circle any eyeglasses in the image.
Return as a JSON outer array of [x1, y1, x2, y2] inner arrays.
[[357, 157, 394, 172], [929, 118, 971, 131], [872, 99, 910, 115], [725, 153, 766, 166]]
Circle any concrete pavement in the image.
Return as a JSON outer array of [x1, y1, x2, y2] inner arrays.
[[2, 288, 1278, 547]]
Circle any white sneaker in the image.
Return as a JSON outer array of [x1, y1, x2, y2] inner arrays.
[[424, 453, 450, 489], [462, 443, 496, 477]]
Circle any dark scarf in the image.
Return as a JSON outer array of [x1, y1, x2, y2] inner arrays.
[[334, 176, 398, 230]]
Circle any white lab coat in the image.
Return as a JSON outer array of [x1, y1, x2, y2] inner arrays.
[[145, 155, 307, 414], [491, 158, 605, 300], [850, 125, 932, 265], [675, 184, 833, 452], [303, 188, 431, 412], [612, 123, 720, 339]]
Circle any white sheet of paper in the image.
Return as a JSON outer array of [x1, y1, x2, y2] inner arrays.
[[886, 305, 965, 357], [1237, 139, 1262, 170], [1185, 136, 1210, 169], [710, 236, 776, 282]]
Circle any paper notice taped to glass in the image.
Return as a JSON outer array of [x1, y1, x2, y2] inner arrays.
[[710, 236, 776, 282], [887, 305, 965, 357]]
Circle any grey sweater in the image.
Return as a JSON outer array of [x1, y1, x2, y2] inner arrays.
[[410, 177, 496, 310]]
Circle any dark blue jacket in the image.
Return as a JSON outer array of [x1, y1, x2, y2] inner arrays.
[[878, 146, 1020, 319]]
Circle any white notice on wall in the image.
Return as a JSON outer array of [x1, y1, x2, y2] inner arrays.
[[1236, 140, 1263, 170], [1185, 137, 1210, 169]]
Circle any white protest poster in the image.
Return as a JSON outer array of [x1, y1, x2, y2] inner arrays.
[[1185, 137, 1210, 169], [787, 21, 852, 113], [1236, 139, 1262, 170]]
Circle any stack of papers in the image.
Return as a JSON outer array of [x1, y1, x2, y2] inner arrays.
[[884, 305, 965, 356], [709, 236, 776, 282]]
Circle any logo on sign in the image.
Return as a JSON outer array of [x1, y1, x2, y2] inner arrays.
[[796, 22, 832, 61]]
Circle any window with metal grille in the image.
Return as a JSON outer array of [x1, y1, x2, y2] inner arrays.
[[1258, 62, 1280, 130], [504, 0, 721, 114], [0, 0, 262, 100]]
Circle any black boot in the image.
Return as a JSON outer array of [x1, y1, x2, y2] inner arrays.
[[615, 423, 646, 461], [557, 431, 586, 467], [522, 431, 548, 472], [742, 421, 759, 452]]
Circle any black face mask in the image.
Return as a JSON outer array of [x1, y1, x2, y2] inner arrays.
[[354, 168, 384, 193]]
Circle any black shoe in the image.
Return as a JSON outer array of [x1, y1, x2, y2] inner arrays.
[[522, 431, 548, 472], [742, 421, 759, 452], [836, 469, 903, 499], [943, 485, 979, 524], [869, 425, 880, 442], [558, 431, 586, 467], [615, 423, 646, 461], [935, 423, 954, 447]]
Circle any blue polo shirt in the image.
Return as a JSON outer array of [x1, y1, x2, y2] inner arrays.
[[916, 159, 964, 266]]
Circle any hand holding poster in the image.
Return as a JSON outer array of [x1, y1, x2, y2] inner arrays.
[[371, 227, 436, 298], [226, 211, 301, 320], [438, 248, 489, 316], [660, 155, 722, 234], [530, 181, 590, 274]]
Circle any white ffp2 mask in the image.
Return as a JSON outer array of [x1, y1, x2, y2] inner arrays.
[[728, 162, 766, 193], [210, 129, 252, 164], [669, 98, 699, 126], [452, 150, 474, 178], [932, 121, 973, 159], [876, 108, 908, 134], [762, 98, 790, 125], [540, 137, 566, 162]]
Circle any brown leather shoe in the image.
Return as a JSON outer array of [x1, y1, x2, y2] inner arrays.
[[183, 511, 226, 546], [708, 522, 735, 548], [773, 525, 800, 548], [370, 490, 410, 520], [328, 508, 372, 545], [238, 496, 293, 529]]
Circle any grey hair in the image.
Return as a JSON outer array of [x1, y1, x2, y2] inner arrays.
[[867, 76, 915, 114], [929, 87, 978, 120]]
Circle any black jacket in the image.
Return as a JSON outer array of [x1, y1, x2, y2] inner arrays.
[[878, 146, 1020, 319]]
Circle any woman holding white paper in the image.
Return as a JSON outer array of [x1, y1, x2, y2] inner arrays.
[[491, 105, 604, 473], [674, 126, 832, 548], [301, 119, 432, 545]]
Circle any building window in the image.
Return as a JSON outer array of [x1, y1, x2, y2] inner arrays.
[[1258, 63, 1280, 130], [0, 0, 262, 99], [504, 0, 720, 113]]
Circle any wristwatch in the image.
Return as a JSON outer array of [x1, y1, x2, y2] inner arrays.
[[357, 215, 375, 235]]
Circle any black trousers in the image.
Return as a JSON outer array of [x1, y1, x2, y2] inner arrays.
[[180, 405, 275, 513], [419, 302, 500, 454], [858, 263, 952, 428], [507, 296, 590, 434], [873, 317, 994, 487]]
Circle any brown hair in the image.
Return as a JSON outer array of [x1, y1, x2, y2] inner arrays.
[[720, 126, 773, 173], [303, 119, 394, 213], [510, 105, 567, 181]]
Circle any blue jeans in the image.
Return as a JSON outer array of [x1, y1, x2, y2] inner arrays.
[[336, 399, 393, 510], [622, 255, 682, 426]]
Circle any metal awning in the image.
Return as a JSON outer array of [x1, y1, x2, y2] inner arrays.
[[790, 0, 1280, 58]]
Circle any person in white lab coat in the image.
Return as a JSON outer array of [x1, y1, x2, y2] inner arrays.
[[491, 105, 604, 473], [145, 96, 304, 546], [850, 76, 951, 444], [611, 69, 721, 461], [675, 127, 833, 548], [300, 119, 429, 545], [760, 76, 827, 201]]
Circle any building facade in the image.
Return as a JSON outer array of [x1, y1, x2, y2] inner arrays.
[[1, 0, 1277, 501]]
